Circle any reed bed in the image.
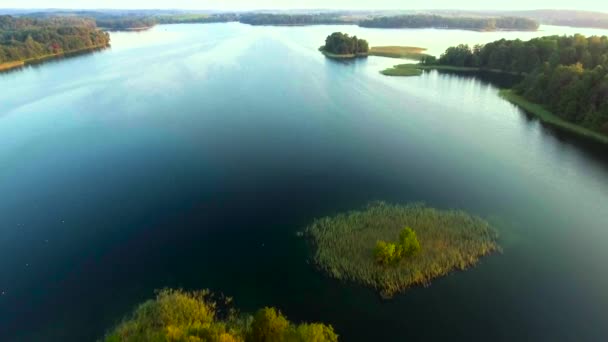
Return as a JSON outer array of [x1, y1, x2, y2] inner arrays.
[[303, 202, 500, 298]]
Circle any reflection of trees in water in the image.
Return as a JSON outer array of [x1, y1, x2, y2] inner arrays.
[[429, 69, 523, 88]]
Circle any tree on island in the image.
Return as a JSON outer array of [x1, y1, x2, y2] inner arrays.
[[322, 32, 369, 55], [375, 227, 421, 265]]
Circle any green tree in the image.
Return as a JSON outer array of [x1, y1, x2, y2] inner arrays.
[[398, 227, 421, 257], [249, 307, 290, 342], [374, 240, 397, 265]]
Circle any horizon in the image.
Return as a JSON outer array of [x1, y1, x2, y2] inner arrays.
[[1, 0, 607, 13]]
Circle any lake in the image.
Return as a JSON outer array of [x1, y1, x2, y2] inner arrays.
[[1, 23, 608, 341]]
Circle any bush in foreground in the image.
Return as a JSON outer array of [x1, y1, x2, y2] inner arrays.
[[103, 289, 337, 342]]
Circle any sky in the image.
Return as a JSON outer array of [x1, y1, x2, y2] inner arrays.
[[1, 0, 607, 12]]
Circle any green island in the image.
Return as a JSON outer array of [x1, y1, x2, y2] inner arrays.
[[319, 32, 369, 59], [302, 202, 499, 298], [103, 289, 338, 342], [0, 15, 110, 71], [381, 35, 608, 143]]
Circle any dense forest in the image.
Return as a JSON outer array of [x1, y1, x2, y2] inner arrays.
[[359, 15, 539, 31], [239, 13, 348, 26], [436, 35, 608, 135], [97, 14, 237, 30], [0, 15, 110, 65], [321, 32, 369, 56]]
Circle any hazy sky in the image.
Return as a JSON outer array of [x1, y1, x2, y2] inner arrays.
[[1, 0, 607, 12]]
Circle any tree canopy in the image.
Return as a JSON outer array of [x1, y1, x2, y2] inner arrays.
[[374, 227, 421, 265], [435, 34, 608, 135], [321, 32, 369, 56], [0, 15, 110, 65], [103, 289, 338, 342], [359, 15, 539, 31]]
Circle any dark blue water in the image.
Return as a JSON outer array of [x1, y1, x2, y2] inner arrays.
[[1, 23, 608, 341]]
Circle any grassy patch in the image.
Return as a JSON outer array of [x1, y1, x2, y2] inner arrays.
[[379, 63, 524, 77], [369, 46, 430, 60], [499, 89, 608, 145], [380, 64, 423, 76], [302, 202, 500, 298]]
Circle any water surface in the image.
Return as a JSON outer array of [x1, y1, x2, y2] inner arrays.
[[1, 23, 608, 341]]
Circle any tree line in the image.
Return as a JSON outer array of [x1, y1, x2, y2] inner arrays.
[[359, 15, 539, 31], [96, 14, 237, 30], [239, 13, 347, 26], [435, 34, 608, 135], [0, 15, 110, 65], [321, 32, 369, 55], [104, 289, 338, 342]]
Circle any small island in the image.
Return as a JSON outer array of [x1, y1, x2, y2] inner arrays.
[[302, 202, 500, 298], [319, 32, 369, 59]]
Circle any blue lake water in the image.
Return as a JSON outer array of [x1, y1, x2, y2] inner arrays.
[[1, 23, 608, 341]]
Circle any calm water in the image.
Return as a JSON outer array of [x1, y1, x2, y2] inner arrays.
[[1, 23, 608, 341]]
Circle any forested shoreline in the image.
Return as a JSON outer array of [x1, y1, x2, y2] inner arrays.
[[359, 15, 539, 31], [435, 35, 608, 137], [6, 11, 540, 32], [0, 15, 110, 70]]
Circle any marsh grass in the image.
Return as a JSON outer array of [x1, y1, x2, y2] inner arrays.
[[380, 64, 423, 76], [303, 202, 500, 298], [369, 46, 430, 60]]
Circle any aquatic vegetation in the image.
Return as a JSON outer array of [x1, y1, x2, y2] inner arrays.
[[303, 202, 500, 298], [380, 64, 423, 76], [102, 289, 338, 342], [368, 46, 430, 60]]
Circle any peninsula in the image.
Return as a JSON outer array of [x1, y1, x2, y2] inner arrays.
[[380, 35, 608, 143]]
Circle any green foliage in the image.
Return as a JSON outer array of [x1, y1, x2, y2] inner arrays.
[[103, 289, 337, 342], [374, 227, 420, 265], [0, 15, 110, 65], [239, 14, 346, 26], [249, 308, 289, 342], [437, 34, 608, 136], [380, 64, 423, 76], [398, 227, 421, 257], [359, 15, 538, 31], [303, 202, 500, 297], [374, 240, 398, 265], [321, 32, 369, 56]]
